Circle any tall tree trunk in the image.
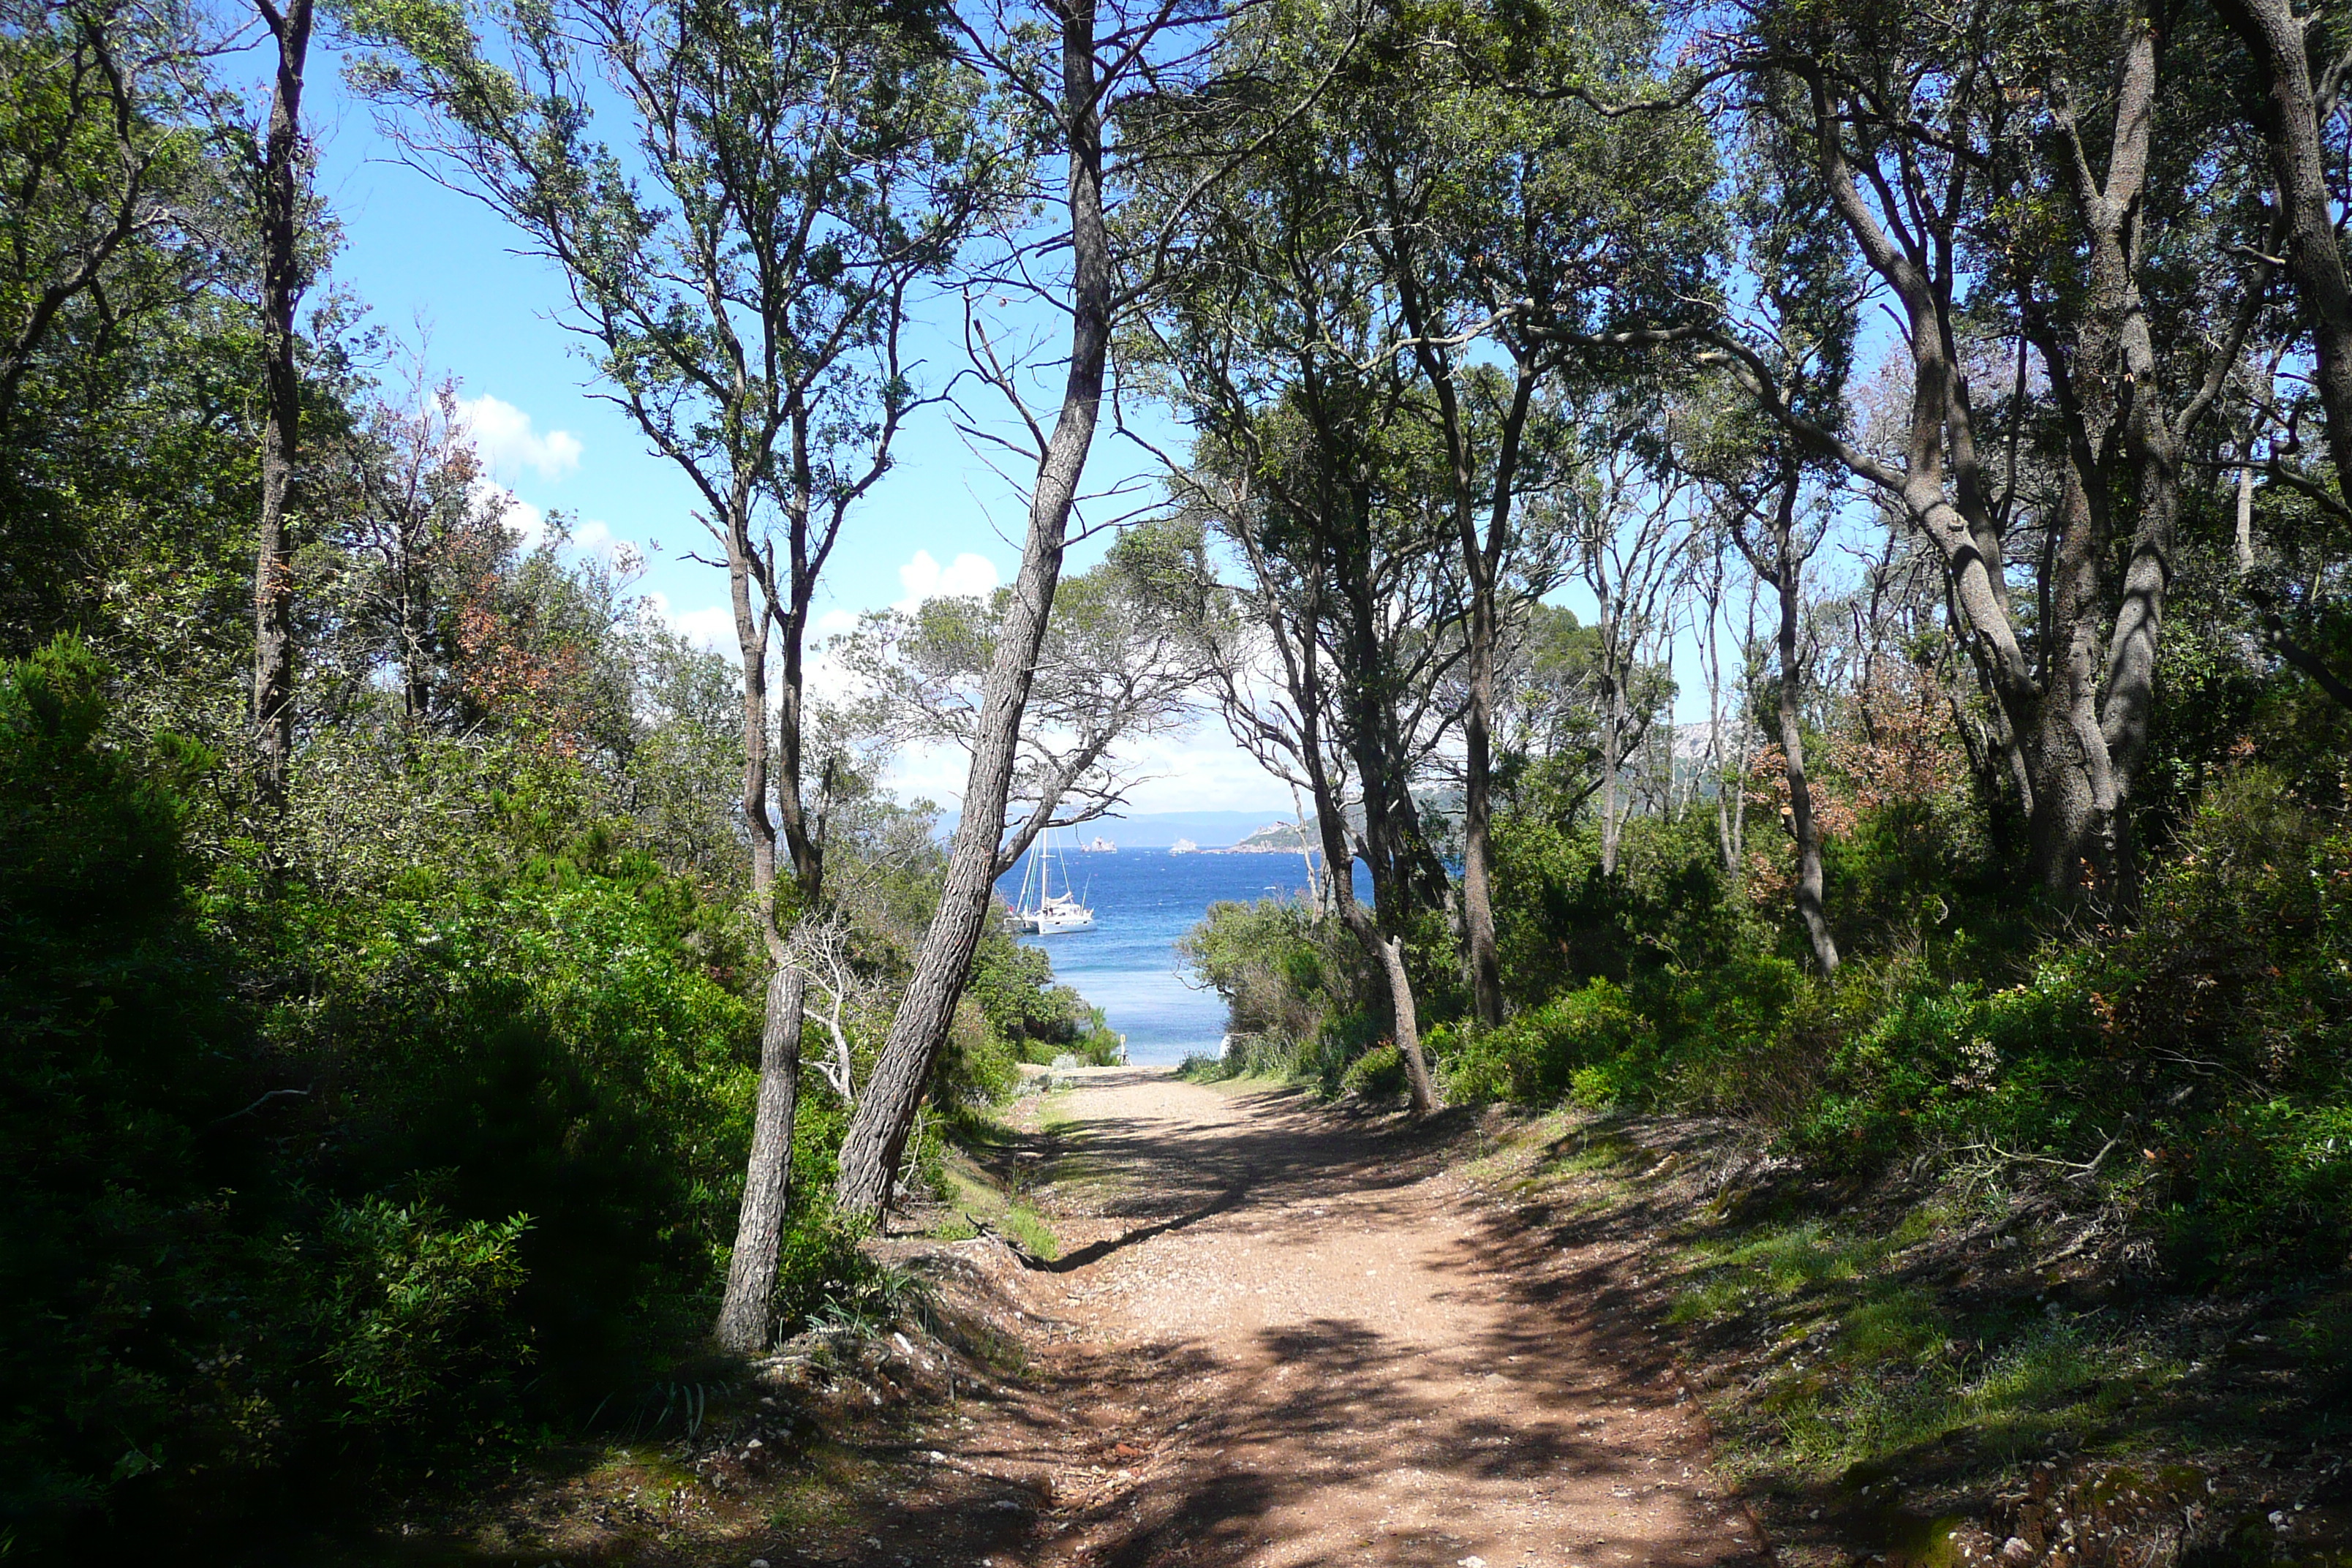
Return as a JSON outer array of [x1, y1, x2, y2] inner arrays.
[[252, 0, 312, 811], [1598, 660, 1625, 875], [2214, 0, 2352, 493], [1459, 590, 1504, 1025], [833, 4, 1109, 1224], [2028, 415, 2117, 892], [1765, 488, 1838, 977], [713, 965, 804, 1351], [713, 470, 807, 1351]]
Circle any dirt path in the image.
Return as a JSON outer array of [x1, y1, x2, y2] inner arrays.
[[911, 1068, 1768, 1568]]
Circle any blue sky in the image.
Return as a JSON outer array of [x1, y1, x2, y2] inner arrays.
[[304, 50, 1301, 811], [312, 54, 1061, 633], [304, 45, 1771, 820]]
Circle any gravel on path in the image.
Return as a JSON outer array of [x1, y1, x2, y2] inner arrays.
[[920, 1067, 1767, 1568]]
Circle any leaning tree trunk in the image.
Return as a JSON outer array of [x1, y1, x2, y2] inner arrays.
[[1774, 561, 1838, 977], [833, 6, 1109, 1225], [712, 470, 806, 1352], [713, 965, 804, 1350], [252, 0, 312, 811], [2215, 0, 2352, 494], [1345, 906, 1437, 1113]]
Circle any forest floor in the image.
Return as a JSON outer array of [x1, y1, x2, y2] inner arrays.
[[346, 1066, 2352, 1568]]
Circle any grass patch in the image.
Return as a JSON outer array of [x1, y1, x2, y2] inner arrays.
[[996, 1205, 1059, 1260], [1665, 1200, 2193, 1487], [934, 1114, 1063, 1261]]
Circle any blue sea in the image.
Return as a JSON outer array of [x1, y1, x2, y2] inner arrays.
[[992, 846, 1338, 1065]]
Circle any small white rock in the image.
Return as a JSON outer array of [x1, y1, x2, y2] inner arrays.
[[1460, 1558, 1486, 1568]]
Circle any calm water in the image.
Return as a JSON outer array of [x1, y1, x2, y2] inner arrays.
[[993, 846, 1335, 1065]]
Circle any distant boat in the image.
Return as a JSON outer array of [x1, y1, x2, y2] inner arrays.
[[1012, 826, 1095, 934], [1169, 837, 1198, 854], [1083, 835, 1117, 853]]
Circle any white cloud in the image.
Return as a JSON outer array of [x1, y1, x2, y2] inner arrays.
[[458, 394, 584, 482], [816, 608, 860, 636], [1110, 729, 1295, 815], [671, 605, 737, 655], [893, 549, 1000, 611], [469, 476, 547, 548], [645, 591, 739, 657], [565, 517, 647, 574]]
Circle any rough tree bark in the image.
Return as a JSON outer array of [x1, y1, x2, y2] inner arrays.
[[1734, 468, 1838, 974], [712, 459, 802, 1352], [833, 2, 1111, 1224], [2213, 0, 2352, 491], [252, 0, 313, 811]]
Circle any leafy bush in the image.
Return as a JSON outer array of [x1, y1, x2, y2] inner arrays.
[[967, 924, 1117, 1063], [1492, 813, 1752, 1004], [1, 638, 270, 1531], [1439, 980, 1654, 1105], [1342, 1041, 1406, 1098], [293, 865, 757, 1401], [0, 640, 780, 1544], [769, 1214, 921, 1338], [306, 1199, 532, 1442], [1181, 894, 1370, 1049]]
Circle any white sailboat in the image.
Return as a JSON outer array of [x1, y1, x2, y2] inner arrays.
[[1012, 826, 1096, 934]]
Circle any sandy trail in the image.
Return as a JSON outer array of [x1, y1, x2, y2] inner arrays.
[[927, 1068, 1765, 1568]]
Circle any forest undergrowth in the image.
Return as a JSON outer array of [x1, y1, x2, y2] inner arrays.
[[1452, 1104, 2352, 1568]]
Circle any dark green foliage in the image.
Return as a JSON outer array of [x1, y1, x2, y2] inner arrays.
[[1, 638, 261, 1528], [965, 922, 1126, 1066], [1492, 812, 1752, 998], [1180, 894, 1374, 1085], [1433, 979, 1655, 1106], [0, 641, 782, 1544], [768, 1213, 919, 1338], [292, 862, 758, 1404]]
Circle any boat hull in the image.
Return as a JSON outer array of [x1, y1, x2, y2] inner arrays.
[[1018, 910, 1096, 934]]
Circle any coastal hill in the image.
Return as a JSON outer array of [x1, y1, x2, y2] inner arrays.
[[953, 809, 1315, 851], [1204, 820, 1316, 854]]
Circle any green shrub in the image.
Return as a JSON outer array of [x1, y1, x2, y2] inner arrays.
[[0, 639, 783, 1542], [306, 1198, 532, 1441], [1342, 1041, 1406, 1099], [300, 868, 757, 1402], [1491, 813, 1749, 1004], [769, 1214, 919, 1338], [1441, 980, 1654, 1105], [1181, 894, 1370, 1048]]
